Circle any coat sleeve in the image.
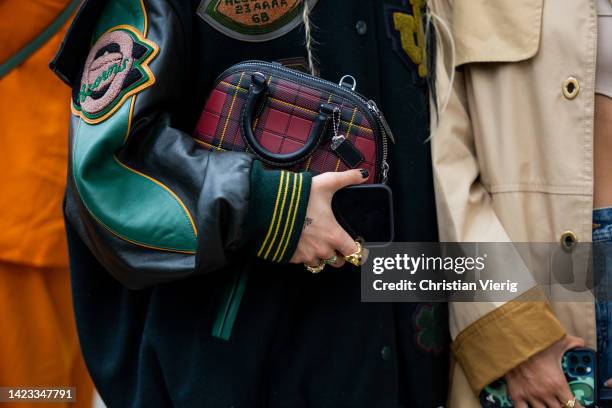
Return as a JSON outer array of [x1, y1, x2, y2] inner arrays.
[[428, 0, 566, 396], [50, 0, 311, 289]]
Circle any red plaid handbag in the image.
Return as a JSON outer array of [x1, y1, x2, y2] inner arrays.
[[194, 61, 394, 183]]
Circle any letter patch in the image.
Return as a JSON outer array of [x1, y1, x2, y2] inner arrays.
[[385, 0, 427, 81], [197, 0, 318, 42], [72, 25, 158, 124]]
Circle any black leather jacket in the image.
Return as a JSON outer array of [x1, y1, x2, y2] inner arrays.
[[53, 0, 312, 290], [51, 0, 449, 406]]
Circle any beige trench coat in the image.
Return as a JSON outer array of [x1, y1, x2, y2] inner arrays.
[[429, 0, 599, 406]]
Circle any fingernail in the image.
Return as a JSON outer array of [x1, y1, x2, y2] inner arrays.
[[359, 169, 369, 179], [605, 379, 612, 388]]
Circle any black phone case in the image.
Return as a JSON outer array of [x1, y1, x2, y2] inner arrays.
[[331, 184, 394, 245]]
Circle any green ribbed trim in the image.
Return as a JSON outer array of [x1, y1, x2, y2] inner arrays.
[[248, 161, 311, 263], [0, 0, 80, 79]]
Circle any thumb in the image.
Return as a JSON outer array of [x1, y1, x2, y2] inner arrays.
[[562, 335, 586, 352], [330, 168, 370, 191]]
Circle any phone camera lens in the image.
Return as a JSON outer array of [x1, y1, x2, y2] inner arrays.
[[582, 355, 591, 364], [577, 366, 586, 375], [570, 355, 579, 364]]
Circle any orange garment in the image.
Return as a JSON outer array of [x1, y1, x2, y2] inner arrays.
[[0, 262, 93, 408], [0, 1, 95, 406], [0, 0, 72, 267]]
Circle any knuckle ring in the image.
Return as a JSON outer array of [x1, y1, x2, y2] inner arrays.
[[344, 240, 364, 266], [563, 397, 576, 408], [324, 254, 338, 265], [304, 259, 326, 274]]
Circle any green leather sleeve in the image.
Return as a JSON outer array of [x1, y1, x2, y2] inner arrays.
[[53, 0, 311, 288]]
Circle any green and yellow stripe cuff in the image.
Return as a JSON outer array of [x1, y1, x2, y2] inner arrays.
[[248, 161, 312, 263]]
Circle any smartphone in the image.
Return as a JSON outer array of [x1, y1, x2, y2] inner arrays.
[[480, 348, 597, 408], [331, 184, 394, 245]]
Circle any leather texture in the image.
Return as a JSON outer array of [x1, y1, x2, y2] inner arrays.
[[240, 73, 334, 166], [53, 0, 267, 288], [194, 61, 385, 182], [331, 136, 365, 169], [51, 1, 449, 407]]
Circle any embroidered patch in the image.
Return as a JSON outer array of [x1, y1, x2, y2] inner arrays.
[[72, 25, 158, 124], [385, 0, 427, 80], [197, 0, 318, 42], [413, 303, 448, 356]]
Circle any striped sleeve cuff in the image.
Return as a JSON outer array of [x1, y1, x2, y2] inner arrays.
[[247, 161, 312, 263]]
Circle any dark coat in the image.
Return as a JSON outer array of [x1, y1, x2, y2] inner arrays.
[[53, 0, 449, 406]]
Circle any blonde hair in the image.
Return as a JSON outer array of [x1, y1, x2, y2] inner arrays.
[[426, 1, 456, 116], [301, 0, 318, 76]]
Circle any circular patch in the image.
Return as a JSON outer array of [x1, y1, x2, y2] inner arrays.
[[197, 0, 319, 42], [72, 25, 158, 124]]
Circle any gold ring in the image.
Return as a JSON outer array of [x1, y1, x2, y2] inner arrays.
[[324, 255, 337, 265], [344, 241, 364, 266], [563, 397, 576, 408], [304, 260, 325, 274]]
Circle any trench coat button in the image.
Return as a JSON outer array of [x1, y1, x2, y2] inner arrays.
[[562, 77, 580, 100], [355, 20, 368, 35], [381, 346, 392, 361], [560, 230, 578, 251]]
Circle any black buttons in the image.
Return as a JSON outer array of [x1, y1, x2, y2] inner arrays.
[[381, 346, 391, 361], [355, 20, 368, 35]]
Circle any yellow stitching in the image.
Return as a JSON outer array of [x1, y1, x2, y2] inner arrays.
[[272, 173, 297, 261], [90, 210, 195, 254], [304, 156, 312, 171], [113, 156, 198, 238], [335, 107, 357, 171], [124, 96, 136, 142], [140, 0, 148, 36], [220, 81, 248, 92], [264, 172, 290, 259], [218, 80, 373, 134], [193, 137, 225, 151], [257, 172, 285, 257], [71, 25, 159, 125], [218, 72, 244, 148], [278, 173, 303, 261]]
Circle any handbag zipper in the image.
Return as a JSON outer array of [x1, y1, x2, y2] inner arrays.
[[214, 61, 393, 183], [366, 100, 394, 184]]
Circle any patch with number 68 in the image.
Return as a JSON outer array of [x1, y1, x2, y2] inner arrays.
[[197, 0, 318, 42]]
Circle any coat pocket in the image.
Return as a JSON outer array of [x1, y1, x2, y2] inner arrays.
[[452, 0, 544, 66]]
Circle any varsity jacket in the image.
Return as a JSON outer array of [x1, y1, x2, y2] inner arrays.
[[50, 0, 449, 406]]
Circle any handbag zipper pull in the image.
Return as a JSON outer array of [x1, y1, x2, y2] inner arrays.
[[331, 134, 346, 150], [367, 100, 395, 144], [381, 160, 389, 184], [330, 107, 346, 149]]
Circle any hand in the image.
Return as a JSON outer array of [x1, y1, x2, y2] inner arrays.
[[505, 335, 585, 408], [290, 169, 368, 268]]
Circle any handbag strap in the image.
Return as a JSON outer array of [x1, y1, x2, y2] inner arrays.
[[241, 72, 335, 167]]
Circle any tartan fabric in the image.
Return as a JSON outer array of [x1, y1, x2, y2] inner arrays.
[[194, 69, 380, 183]]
